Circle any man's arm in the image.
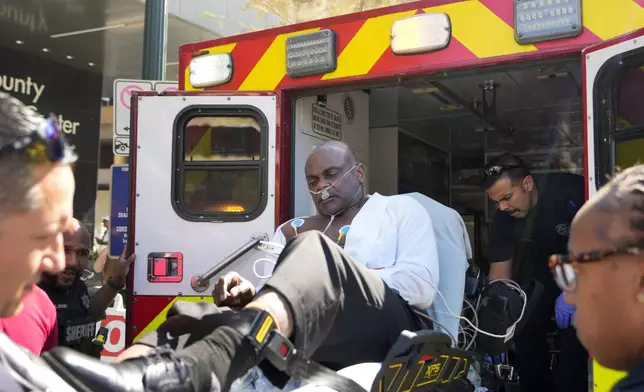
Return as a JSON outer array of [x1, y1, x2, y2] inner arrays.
[[42, 318, 58, 353], [272, 223, 289, 245], [373, 196, 439, 309], [89, 282, 120, 319], [90, 250, 135, 317], [35, 286, 59, 353], [487, 211, 515, 281], [489, 260, 512, 281]]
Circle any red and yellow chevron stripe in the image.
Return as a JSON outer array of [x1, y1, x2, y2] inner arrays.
[[179, 0, 644, 92]]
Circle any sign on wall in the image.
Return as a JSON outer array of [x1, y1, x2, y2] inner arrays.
[[109, 164, 129, 258], [310, 103, 342, 141], [113, 79, 178, 156], [0, 45, 102, 223]]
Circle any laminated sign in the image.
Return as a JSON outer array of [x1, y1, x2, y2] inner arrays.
[[311, 103, 341, 141]]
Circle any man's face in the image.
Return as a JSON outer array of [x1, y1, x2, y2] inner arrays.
[[0, 164, 75, 317], [58, 222, 91, 289], [103, 219, 109, 229], [486, 176, 533, 218], [564, 203, 644, 370], [305, 148, 364, 216]]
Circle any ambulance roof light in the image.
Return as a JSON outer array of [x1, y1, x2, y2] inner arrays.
[[189, 53, 233, 88], [390, 13, 451, 55], [286, 29, 337, 79], [514, 0, 582, 45]]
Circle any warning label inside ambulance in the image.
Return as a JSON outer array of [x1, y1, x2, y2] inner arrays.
[[311, 103, 341, 141]]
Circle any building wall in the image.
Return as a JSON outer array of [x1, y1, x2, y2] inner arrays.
[[0, 45, 102, 230]]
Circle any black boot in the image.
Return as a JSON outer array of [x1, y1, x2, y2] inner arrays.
[[43, 346, 202, 392], [42, 308, 278, 392]]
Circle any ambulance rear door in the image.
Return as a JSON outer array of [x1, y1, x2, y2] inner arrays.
[[584, 28, 644, 199], [583, 28, 644, 392], [127, 92, 278, 340]]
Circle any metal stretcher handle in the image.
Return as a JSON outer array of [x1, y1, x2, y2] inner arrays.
[[190, 237, 261, 292]]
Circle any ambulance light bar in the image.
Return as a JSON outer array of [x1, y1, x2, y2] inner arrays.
[[390, 13, 451, 55], [189, 53, 233, 88], [286, 29, 337, 78], [514, 0, 582, 45]]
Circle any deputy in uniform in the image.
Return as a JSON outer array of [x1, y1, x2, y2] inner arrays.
[[38, 218, 133, 356], [483, 153, 589, 392]]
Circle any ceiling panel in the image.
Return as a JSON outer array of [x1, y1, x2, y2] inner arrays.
[[394, 59, 584, 153]]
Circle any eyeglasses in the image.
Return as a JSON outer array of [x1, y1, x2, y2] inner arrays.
[[0, 115, 70, 163], [549, 246, 643, 291], [482, 164, 525, 177]]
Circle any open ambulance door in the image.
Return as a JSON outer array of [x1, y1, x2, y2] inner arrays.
[[126, 92, 278, 344], [584, 28, 644, 391]]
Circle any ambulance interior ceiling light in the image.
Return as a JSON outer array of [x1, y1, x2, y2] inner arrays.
[[189, 53, 233, 88], [286, 29, 337, 79], [208, 203, 246, 213], [390, 13, 451, 55], [513, 0, 582, 45]]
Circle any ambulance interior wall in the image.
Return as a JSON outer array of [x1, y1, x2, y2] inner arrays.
[[367, 87, 450, 196], [364, 60, 585, 268], [292, 91, 370, 217]]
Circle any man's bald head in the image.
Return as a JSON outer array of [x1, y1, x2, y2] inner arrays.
[[305, 141, 365, 216], [306, 141, 358, 168], [64, 218, 91, 249]]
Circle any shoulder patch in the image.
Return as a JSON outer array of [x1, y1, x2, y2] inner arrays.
[[555, 223, 570, 237]]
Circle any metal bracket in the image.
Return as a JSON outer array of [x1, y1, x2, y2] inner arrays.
[[190, 275, 210, 293]]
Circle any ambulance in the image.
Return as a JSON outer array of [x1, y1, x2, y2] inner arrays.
[[124, 0, 644, 390]]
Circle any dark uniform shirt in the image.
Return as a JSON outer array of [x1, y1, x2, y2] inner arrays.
[[612, 359, 644, 392], [487, 172, 585, 292], [39, 280, 106, 356]]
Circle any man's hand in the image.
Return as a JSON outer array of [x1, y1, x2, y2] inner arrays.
[[489, 260, 512, 281], [213, 272, 255, 307], [112, 246, 135, 285]]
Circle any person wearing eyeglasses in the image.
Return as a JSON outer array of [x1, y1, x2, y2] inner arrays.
[[549, 164, 644, 392], [483, 153, 588, 392], [38, 219, 134, 357], [0, 93, 78, 390]]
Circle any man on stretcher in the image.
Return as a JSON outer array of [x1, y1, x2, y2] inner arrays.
[[55, 140, 468, 392]]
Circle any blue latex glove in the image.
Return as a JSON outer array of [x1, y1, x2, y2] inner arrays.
[[484, 353, 506, 364], [555, 292, 575, 329]]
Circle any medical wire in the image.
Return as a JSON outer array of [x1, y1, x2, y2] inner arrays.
[[427, 277, 527, 341], [250, 256, 466, 349], [253, 258, 277, 280], [250, 255, 526, 350], [254, 205, 524, 348]]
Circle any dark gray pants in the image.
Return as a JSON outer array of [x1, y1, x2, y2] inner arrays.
[[263, 231, 427, 369], [514, 288, 588, 392], [140, 230, 427, 370]]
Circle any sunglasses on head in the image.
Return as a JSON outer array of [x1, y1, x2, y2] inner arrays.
[[0, 114, 69, 163], [549, 246, 643, 291], [482, 164, 525, 178]]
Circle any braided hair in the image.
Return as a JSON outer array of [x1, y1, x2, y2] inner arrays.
[[596, 164, 644, 246]]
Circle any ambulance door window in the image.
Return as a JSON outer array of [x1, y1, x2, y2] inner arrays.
[[614, 65, 644, 172], [173, 109, 268, 222], [593, 47, 644, 186]]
